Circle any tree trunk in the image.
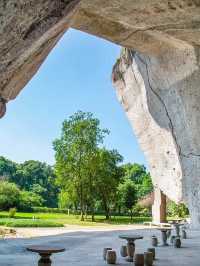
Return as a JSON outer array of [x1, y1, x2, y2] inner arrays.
[[105, 206, 110, 220], [79, 182, 85, 221], [80, 210, 84, 221], [130, 209, 133, 221], [91, 213, 95, 222], [102, 198, 110, 220], [118, 206, 121, 215]]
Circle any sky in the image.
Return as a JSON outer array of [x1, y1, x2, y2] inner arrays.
[[0, 29, 147, 167]]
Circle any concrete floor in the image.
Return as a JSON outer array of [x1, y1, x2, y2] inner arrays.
[[0, 227, 199, 265]]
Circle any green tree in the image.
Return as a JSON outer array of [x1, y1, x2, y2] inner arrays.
[[58, 188, 78, 210], [0, 181, 20, 210], [118, 178, 137, 219], [16, 160, 58, 207], [19, 190, 43, 211], [94, 148, 123, 220], [53, 111, 109, 221], [122, 163, 153, 198], [0, 156, 17, 181]]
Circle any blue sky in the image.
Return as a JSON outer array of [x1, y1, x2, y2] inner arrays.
[[0, 29, 147, 167]]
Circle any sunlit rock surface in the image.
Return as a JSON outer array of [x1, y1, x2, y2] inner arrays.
[[112, 47, 200, 228], [1, 0, 200, 102], [0, 0, 80, 101]]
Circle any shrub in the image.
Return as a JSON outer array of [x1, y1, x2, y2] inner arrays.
[[167, 201, 189, 218], [8, 208, 16, 218], [32, 207, 69, 214], [132, 204, 151, 217], [0, 181, 20, 210]]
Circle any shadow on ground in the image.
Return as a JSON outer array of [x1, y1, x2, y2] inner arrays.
[[0, 228, 199, 266]]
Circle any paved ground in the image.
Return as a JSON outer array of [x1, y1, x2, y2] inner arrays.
[[0, 226, 199, 265]]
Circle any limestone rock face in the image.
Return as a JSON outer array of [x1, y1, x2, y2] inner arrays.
[[1, 0, 200, 106], [0, 0, 80, 102], [73, 0, 200, 55], [112, 48, 200, 229]]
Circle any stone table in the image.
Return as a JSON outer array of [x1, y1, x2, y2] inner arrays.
[[157, 228, 172, 246], [168, 218, 186, 223], [26, 245, 65, 266], [119, 234, 143, 262]]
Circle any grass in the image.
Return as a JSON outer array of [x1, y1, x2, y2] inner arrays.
[[0, 218, 63, 227], [0, 211, 152, 228]]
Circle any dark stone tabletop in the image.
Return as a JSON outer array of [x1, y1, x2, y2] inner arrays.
[[156, 228, 172, 232], [26, 245, 65, 254], [119, 234, 143, 240]]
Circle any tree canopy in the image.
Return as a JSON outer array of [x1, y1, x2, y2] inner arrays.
[[0, 158, 58, 208]]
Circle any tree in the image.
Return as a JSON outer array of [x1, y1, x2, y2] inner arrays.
[[139, 172, 153, 197], [0, 156, 17, 181], [94, 148, 123, 220], [53, 111, 109, 220], [19, 190, 43, 211], [122, 163, 153, 198], [0, 157, 59, 208], [58, 186, 79, 211], [118, 178, 137, 219], [15, 160, 58, 207], [0, 181, 20, 210]]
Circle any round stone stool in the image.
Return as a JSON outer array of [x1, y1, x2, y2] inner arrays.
[[134, 253, 144, 266], [151, 236, 158, 247], [103, 248, 112, 260], [120, 245, 127, 257], [174, 237, 181, 248], [182, 229, 187, 239], [170, 235, 176, 244], [144, 252, 153, 266], [147, 248, 155, 260], [167, 230, 171, 238], [106, 250, 117, 264]]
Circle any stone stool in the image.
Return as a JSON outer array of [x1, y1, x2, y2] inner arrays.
[[135, 253, 144, 266], [103, 248, 112, 260], [147, 248, 155, 260], [144, 252, 153, 266], [173, 237, 181, 248], [151, 236, 158, 247], [182, 229, 187, 239], [170, 235, 176, 244], [120, 245, 127, 257], [106, 250, 117, 264], [167, 229, 171, 238]]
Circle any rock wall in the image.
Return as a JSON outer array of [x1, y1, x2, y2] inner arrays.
[[0, 0, 80, 102], [112, 48, 200, 229], [1, 0, 200, 108]]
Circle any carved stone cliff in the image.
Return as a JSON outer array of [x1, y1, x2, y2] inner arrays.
[[112, 48, 200, 228]]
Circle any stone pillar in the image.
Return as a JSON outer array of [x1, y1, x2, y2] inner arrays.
[[152, 187, 167, 223]]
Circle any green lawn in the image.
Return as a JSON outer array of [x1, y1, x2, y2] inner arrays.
[[0, 211, 152, 227]]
